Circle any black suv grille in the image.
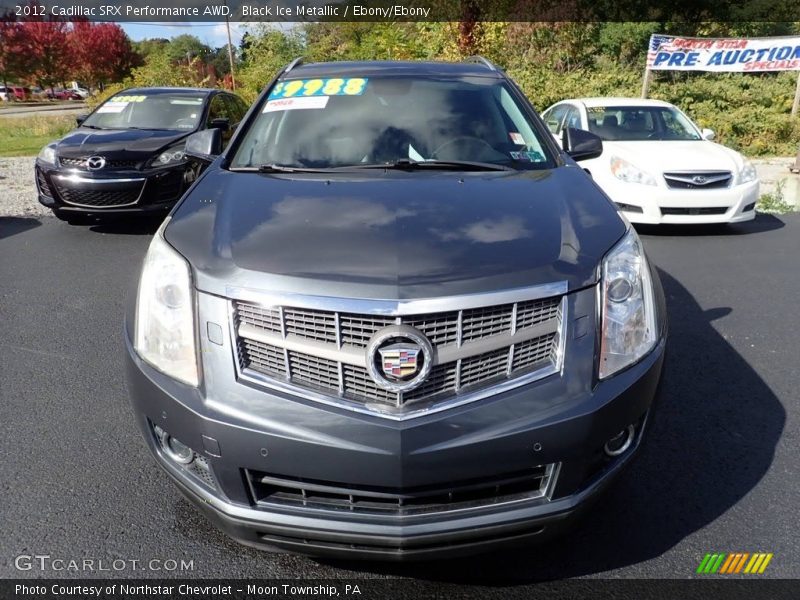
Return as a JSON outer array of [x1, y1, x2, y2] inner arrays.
[[246, 464, 557, 516], [53, 183, 143, 207], [59, 156, 140, 170]]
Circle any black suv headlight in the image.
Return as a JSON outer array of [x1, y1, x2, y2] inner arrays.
[[134, 219, 199, 387], [150, 144, 186, 167], [599, 227, 657, 379]]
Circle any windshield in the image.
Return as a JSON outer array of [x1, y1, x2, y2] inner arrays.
[[586, 105, 701, 141], [231, 75, 554, 170], [83, 93, 206, 130]]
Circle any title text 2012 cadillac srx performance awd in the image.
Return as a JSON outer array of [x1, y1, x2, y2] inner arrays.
[[125, 58, 667, 560]]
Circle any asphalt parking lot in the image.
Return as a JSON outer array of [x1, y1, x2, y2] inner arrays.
[[0, 213, 798, 584]]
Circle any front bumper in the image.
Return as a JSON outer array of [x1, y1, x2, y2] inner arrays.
[[35, 160, 190, 215], [124, 283, 667, 560], [596, 177, 759, 225]]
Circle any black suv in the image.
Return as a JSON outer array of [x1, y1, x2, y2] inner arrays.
[[125, 58, 667, 560], [35, 87, 248, 223]]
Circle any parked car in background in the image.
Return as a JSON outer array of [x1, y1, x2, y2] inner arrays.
[[46, 88, 83, 100], [0, 86, 9, 101], [541, 98, 758, 224], [125, 58, 667, 560], [35, 86, 249, 223], [11, 86, 32, 101]]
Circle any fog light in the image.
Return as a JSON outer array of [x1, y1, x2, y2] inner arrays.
[[165, 436, 194, 464], [154, 425, 194, 465], [604, 424, 635, 457]]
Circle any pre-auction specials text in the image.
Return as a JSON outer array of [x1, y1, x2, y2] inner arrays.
[[16, 583, 362, 596]]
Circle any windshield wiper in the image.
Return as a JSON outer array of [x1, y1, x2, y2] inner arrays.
[[229, 164, 334, 173], [349, 159, 513, 172], [80, 125, 104, 130]]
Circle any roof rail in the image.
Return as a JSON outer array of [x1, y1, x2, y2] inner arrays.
[[284, 57, 304, 74], [464, 55, 498, 71]]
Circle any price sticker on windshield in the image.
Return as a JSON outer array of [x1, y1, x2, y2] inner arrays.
[[268, 78, 368, 100]]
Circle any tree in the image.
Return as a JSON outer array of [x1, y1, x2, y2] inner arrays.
[[164, 34, 211, 65], [69, 21, 139, 87], [0, 18, 34, 91], [21, 19, 73, 90]]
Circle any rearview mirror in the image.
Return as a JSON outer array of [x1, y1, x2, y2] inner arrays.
[[562, 127, 603, 162], [75, 114, 88, 126], [701, 128, 715, 141], [185, 129, 222, 163]]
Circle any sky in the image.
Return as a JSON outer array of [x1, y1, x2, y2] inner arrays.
[[120, 22, 248, 48]]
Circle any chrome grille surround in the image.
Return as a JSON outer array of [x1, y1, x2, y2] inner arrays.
[[663, 170, 732, 190], [231, 282, 568, 420]]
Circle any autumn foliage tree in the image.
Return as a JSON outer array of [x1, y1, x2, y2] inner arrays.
[[69, 21, 139, 88], [0, 18, 34, 89], [0, 1, 138, 93]]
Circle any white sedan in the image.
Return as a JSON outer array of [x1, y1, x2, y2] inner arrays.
[[541, 98, 758, 224]]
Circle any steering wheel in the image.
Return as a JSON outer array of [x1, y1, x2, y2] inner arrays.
[[431, 136, 498, 160], [174, 117, 197, 129]]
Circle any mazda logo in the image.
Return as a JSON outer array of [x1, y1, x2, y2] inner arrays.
[[86, 156, 106, 170]]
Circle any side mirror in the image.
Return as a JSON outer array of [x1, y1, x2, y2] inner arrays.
[[76, 114, 88, 126], [701, 128, 715, 141], [185, 129, 222, 163], [562, 127, 603, 162], [209, 117, 230, 132]]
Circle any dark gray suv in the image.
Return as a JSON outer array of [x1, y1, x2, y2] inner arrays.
[[125, 57, 667, 560]]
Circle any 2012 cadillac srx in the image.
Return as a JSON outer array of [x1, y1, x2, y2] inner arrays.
[[124, 58, 667, 560]]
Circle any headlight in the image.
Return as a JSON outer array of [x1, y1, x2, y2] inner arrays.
[[151, 145, 186, 167], [739, 159, 757, 184], [38, 144, 56, 165], [134, 222, 199, 386], [610, 156, 656, 186], [599, 228, 657, 379]]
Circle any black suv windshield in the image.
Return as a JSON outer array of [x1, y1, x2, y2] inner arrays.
[[83, 93, 206, 131], [231, 75, 555, 170]]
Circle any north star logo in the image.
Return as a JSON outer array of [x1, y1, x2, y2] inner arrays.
[[379, 343, 420, 380], [86, 156, 106, 170]]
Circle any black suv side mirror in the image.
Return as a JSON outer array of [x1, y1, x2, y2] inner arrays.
[[209, 117, 230, 132], [185, 129, 222, 163], [562, 127, 603, 162], [76, 114, 88, 126]]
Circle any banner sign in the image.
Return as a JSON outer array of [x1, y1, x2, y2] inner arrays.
[[647, 34, 800, 72]]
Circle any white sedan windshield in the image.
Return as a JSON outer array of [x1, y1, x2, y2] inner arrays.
[[587, 106, 701, 142]]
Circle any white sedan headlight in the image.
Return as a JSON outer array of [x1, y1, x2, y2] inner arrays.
[[599, 228, 657, 379], [610, 156, 657, 186], [38, 144, 57, 165], [151, 145, 186, 167], [739, 159, 757, 185], [134, 223, 199, 386]]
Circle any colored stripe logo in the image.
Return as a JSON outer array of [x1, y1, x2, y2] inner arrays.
[[696, 552, 773, 574]]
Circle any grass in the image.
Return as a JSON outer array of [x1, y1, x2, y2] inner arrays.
[[756, 179, 795, 215], [0, 115, 75, 157]]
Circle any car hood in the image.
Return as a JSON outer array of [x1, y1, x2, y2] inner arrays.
[[165, 166, 626, 299], [602, 140, 745, 174], [55, 128, 189, 160]]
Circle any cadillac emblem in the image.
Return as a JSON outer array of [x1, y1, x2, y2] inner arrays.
[[379, 343, 420, 379], [366, 325, 433, 393]]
